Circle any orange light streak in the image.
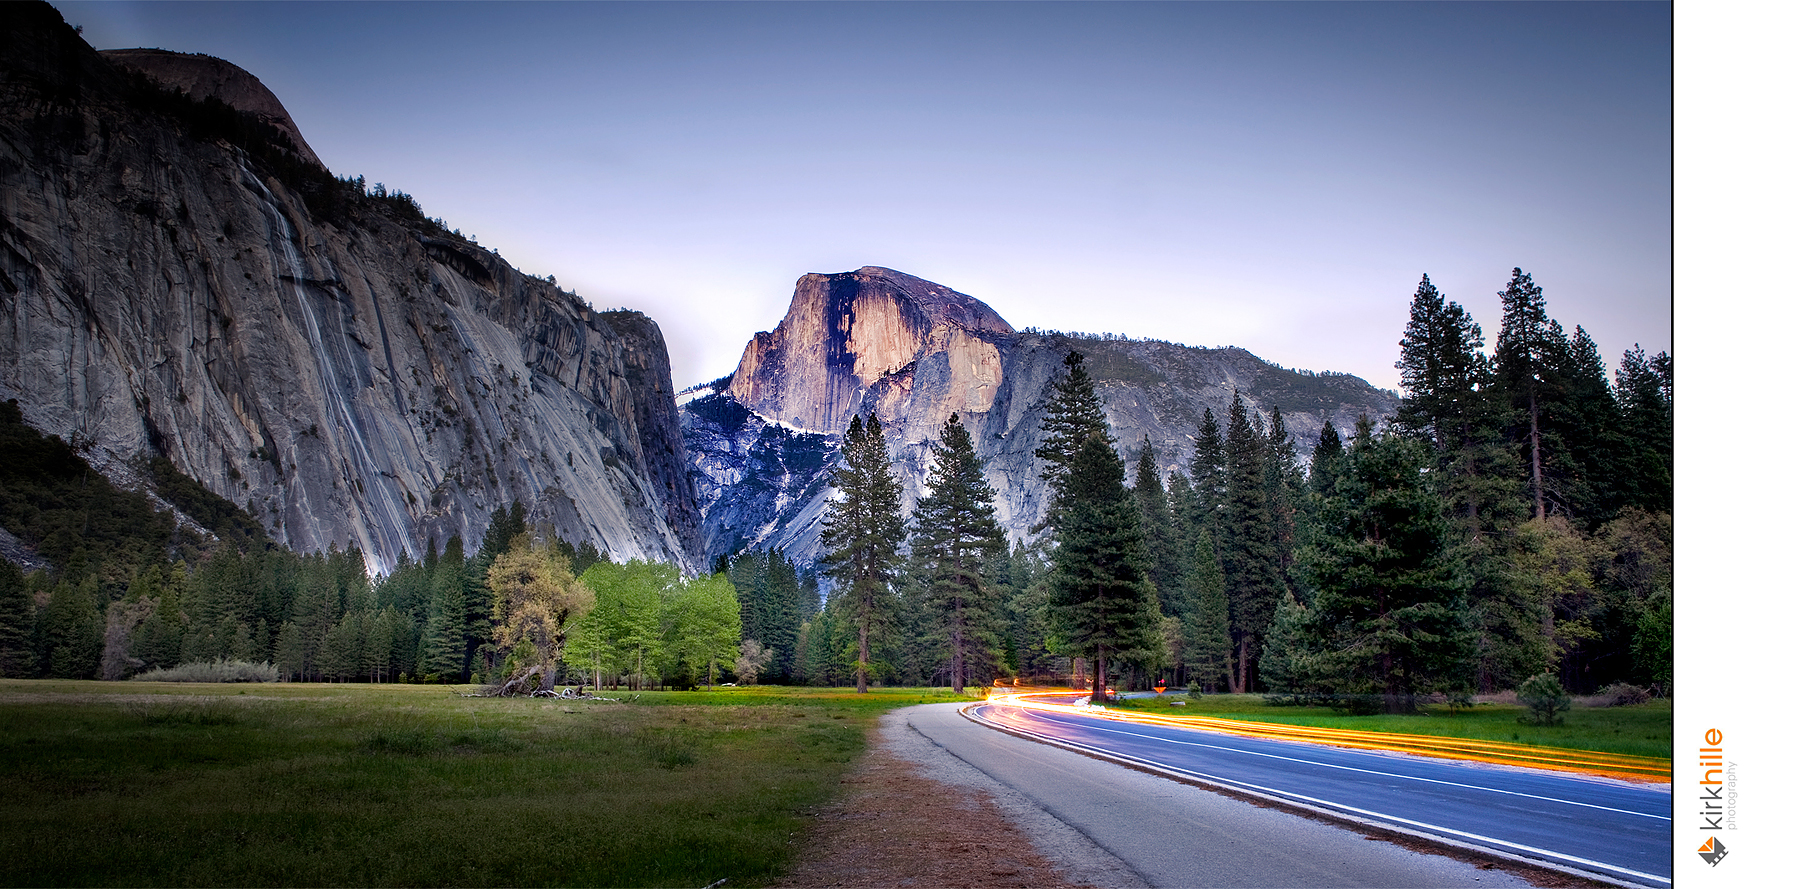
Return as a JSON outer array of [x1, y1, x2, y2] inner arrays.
[[977, 692, 1670, 783]]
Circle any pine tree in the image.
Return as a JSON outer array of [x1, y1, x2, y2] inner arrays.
[[1614, 346, 1673, 514], [1043, 435, 1162, 703], [1131, 438, 1181, 613], [1187, 408, 1226, 537], [1257, 590, 1315, 702], [1493, 269, 1565, 520], [1393, 274, 1489, 450], [1034, 351, 1111, 533], [761, 551, 801, 682], [1300, 431, 1472, 713], [1308, 420, 1345, 498], [1264, 407, 1303, 585], [41, 576, 103, 678], [1553, 326, 1624, 524], [1180, 526, 1231, 693], [419, 536, 469, 679], [1392, 274, 1521, 538], [0, 560, 36, 677], [1220, 391, 1283, 692], [911, 414, 1008, 694], [821, 414, 905, 693]]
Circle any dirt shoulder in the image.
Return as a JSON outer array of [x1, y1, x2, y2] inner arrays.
[[774, 705, 1137, 889]]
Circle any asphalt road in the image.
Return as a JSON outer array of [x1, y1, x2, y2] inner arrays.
[[927, 697, 1670, 887], [901, 703, 1538, 888]]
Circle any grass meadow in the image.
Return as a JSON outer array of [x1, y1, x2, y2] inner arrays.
[[0, 680, 968, 888], [1111, 692, 1673, 760]]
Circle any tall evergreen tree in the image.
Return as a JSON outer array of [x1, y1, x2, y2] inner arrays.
[[911, 414, 1008, 693], [1613, 345, 1673, 514], [821, 414, 905, 693], [1553, 326, 1624, 523], [1264, 406, 1303, 585], [0, 560, 37, 677], [1300, 431, 1472, 713], [1187, 408, 1226, 536], [1220, 391, 1283, 692], [1308, 420, 1345, 499], [1131, 438, 1182, 613], [1180, 526, 1231, 693], [41, 576, 102, 679], [418, 536, 469, 679], [1393, 275, 1489, 450], [1044, 435, 1162, 703], [1493, 268, 1565, 520], [1392, 274, 1521, 538], [1034, 351, 1111, 533]]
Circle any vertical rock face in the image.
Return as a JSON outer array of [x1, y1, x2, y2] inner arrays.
[[0, 4, 701, 573], [726, 267, 1014, 433], [685, 268, 1399, 569]]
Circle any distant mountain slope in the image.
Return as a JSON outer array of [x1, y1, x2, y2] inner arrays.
[[0, 2, 701, 573], [682, 267, 1398, 568]]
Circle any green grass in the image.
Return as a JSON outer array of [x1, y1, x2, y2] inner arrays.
[[0, 680, 972, 887], [1110, 693, 1672, 760]]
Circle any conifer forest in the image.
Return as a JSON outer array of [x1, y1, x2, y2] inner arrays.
[[0, 269, 1670, 711]]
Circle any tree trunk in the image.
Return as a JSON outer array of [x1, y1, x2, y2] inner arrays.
[[1529, 390, 1545, 519], [857, 620, 869, 694], [1092, 644, 1107, 703], [951, 616, 965, 695]]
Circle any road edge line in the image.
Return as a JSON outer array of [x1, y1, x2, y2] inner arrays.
[[960, 702, 1666, 889]]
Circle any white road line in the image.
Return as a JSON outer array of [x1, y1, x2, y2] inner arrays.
[[972, 706, 1672, 887], [998, 707, 1671, 821]]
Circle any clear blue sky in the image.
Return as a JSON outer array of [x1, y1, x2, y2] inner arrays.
[[52, 1, 1671, 394]]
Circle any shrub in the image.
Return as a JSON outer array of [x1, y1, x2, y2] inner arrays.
[[1596, 682, 1653, 707], [130, 659, 278, 683], [1516, 672, 1571, 726]]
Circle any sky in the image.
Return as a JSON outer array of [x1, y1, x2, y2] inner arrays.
[[50, 0, 1672, 395]]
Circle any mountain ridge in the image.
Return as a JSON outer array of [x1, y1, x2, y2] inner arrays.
[[684, 268, 1399, 569], [0, 3, 702, 574]]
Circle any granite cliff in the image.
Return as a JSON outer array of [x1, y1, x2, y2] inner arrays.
[[0, 4, 701, 573], [684, 267, 1398, 568]]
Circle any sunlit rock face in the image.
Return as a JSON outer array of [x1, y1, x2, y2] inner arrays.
[[685, 268, 1399, 570], [0, 5, 702, 574], [726, 267, 1014, 434]]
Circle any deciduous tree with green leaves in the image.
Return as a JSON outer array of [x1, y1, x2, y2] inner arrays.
[[488, 534, 591, 694]]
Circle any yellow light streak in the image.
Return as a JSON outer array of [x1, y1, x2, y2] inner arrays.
[[978, 692, 1670, 782]]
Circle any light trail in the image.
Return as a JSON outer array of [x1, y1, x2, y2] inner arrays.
[[967, 695, 1673, 888], [981, 690, 1671, 781], [988, 705, 1669, 821]]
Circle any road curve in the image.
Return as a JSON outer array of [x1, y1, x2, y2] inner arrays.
[[899, 702, 1542, 888], [958, 695, 1671, 887]]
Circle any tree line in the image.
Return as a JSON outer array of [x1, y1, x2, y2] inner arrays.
[[790, 268, 1671, 711], [0, 268, 1671, 708]]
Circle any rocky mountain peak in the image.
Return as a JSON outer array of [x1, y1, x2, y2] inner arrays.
[[688, 267, 1399, 568], [99, 48, 323, 168], [725, 267, 1013, 434]]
